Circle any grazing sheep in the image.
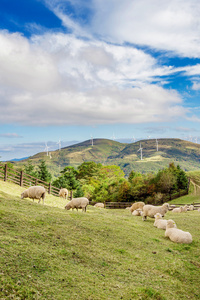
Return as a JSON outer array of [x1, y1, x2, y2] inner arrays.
[[142, 203, 169, 221], [182, 205, 188, 212], [188, 205, 194, 211], [172, 206, 184, 213], [153, 213, 176, 230], [165, 220, 192, 244], [132, 209, 143, 216], [21, 186, 46, 204], [94, 202, 105, 208], [65, 197, 89, 212], [130, 202, 145, 213], [59, 188, 68, 199]]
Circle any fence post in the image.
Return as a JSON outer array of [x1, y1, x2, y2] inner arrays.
[[70, 190, 73, 200], [35, 178, 38, 185], [4, 164, 7, 182], [48, 182, 51, 194], [20, 171, 23, 186]]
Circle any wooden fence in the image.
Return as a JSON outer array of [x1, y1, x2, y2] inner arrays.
[[0, 163, 60, 196]]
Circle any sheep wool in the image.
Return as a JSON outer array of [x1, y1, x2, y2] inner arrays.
[[165, 220, 192, 244], [130, 202, 145, 213], [154, 213, 177, 230], [188, 205, 194, 211], [59, 188, 68, 199], [65, 197, 89, 212], [172, 206, 184, 213], [21, 186, 46, 204], [132, 209, 143, 216], [94, 203, 104, 208], [142, 203, 169, 221]]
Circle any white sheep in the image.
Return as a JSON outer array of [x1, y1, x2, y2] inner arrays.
[[188, 205, 194, 211], [130, 201, 145, 213], [165, 220, 192, 244], [132, 209, 143, 216], [59, 188, 68, 199], [182, 205, 188, 212], [94, 202, 104, 208], [21, 186, 46, 204], [142, 203, 169, 221], [172, 206, 184, 213], [153, 213, 176, 230], [65, 197, 89, 212]]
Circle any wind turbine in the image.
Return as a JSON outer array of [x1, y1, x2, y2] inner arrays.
[[49, 152, 52, 159], [156, 138, 159, 151], [194, 137, 198, 143], [147, 135, 151, 140], [57, 139, 61, 151], [137, 143, 143, 160], [44, 142, 50, 156], [91, 134, 94, 146]]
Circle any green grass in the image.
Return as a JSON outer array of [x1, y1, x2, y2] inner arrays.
[[0, 181, 200, 299]]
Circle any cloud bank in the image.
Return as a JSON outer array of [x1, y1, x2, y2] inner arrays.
[[0, 29, 188, 126]]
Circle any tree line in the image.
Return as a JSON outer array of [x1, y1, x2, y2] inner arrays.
[[23, 160, 188, 204]]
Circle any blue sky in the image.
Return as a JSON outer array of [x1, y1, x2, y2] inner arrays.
[[1, 0, 200, 160]]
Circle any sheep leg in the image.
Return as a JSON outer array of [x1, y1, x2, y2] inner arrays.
[[38, 198, 41, 204], [142, 215, 147, 221]]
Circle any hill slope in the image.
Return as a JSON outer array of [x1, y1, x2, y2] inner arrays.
[[0, 180, 200, 300], [14, 138, 200, 177]]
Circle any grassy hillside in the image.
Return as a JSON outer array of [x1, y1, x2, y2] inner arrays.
[[1, 181, 200, 299], [13, 138, 200, 178]]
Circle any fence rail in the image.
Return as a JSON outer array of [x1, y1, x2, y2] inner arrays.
[[0, 163, 60, 196]]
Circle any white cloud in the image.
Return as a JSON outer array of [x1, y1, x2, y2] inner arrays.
[[89, 0, 200, 58], [0, 30, 187, 126], [50, 0, 200, 58]]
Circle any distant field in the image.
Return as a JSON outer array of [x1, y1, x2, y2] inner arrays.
[[0, 180, 200, 299]]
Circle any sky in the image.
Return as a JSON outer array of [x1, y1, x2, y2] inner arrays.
[[1, 0, 200, 160]]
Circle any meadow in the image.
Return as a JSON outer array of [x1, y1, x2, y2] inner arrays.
[[0, 180, 200, 299]]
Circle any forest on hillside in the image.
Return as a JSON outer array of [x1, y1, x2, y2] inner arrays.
[[23, 160, 188, 204]]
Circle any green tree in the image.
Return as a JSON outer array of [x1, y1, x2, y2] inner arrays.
[[176, 165, 188, 190], [53, 166, 79, 198], [74, 184, 84, 197], [37, 160, 52, 182], [24, 160, 37, 177]]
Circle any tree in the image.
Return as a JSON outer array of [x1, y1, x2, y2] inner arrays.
[[24, 160, 37, 177], [176, 165, 188, 190], [155, 169, 176, 194], [53, 166, 80, 198], [77, 161, 102, 182], [37, 160, 52, 182]]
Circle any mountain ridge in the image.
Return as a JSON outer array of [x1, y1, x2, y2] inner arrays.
[[13, 138, 200, 177]]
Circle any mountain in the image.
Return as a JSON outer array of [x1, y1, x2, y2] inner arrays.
[[13, 138, 200, 177]]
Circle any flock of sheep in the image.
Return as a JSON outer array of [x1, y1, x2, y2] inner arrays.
[[20, 186, 199, 244], [20, 186, 90, 212], [129, 201, 196, 244]]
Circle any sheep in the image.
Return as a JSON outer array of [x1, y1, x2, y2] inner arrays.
[[59, 188, 68, 199], [21, 186, 46, 204], [130, 202, 145, 213], [65, 197, 89, 212], [132, 209, 143, 216], [142, 203, 169, 221], [165, 220, 192, 244], [94, 202, 105, 208], [188, 205, 194, 211], [153, 213, 177, 230], [172, 206, 184, 213], [182, 205, 188, 212]]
